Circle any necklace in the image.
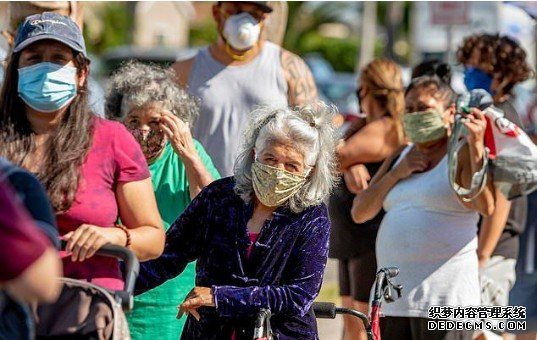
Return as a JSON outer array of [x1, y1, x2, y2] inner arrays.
[[224, 43, 256, 62]]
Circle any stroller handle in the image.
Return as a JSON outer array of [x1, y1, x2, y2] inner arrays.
[[96, 244, 139, 308], [60, 240, 139, 310]]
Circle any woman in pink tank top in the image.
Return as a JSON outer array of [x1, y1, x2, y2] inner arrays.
[[0, 12, 165, 290]]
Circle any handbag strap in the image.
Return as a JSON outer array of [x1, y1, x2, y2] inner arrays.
[[448, 115, 490, 202]]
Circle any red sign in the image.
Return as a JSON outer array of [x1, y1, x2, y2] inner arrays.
[[430, 2, 470, 25]]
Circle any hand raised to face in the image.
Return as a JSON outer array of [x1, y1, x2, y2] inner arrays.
[[158, 110, 197, 161]]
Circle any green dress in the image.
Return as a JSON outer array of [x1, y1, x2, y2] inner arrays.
[[127, 141, 220, 340]]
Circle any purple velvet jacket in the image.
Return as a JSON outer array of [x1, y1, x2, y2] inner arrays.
[[135, 177, 330, 339]]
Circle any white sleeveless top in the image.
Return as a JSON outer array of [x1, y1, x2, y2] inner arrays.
[[188, 42, 288, 176], [376, 146, 480, 318]]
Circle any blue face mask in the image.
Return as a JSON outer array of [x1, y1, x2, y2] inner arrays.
[[463, 67, 493, 94], [18, 62, 78, 113]]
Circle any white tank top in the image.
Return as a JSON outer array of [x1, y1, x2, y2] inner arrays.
[[188, 42, 288, 176], [376, 146, 481, 318]]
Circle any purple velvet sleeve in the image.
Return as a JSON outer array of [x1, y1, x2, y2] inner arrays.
[[212, 213, 330, 318], [135, 184, 211, 294]]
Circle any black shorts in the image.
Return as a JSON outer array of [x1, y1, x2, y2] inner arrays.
[[380, 316, 473, 340], [338, 251, 377, 302]]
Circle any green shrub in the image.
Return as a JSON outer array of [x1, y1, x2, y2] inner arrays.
[[84, 2, 132, 55], [189, 19, 218, 47], [296, 32, 358, 72]]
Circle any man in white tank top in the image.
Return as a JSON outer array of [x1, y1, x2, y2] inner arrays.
[[171, 1, 318, 176]]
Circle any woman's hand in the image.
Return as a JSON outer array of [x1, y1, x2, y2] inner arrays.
[[64, 224, 123, 262], [159, 111, 215, 199], [159, 111, 197, 160], [463, 108, 487, 162], [343, 164, 370, 194], [177, 286, 215, 321], [390, 147, 429, 180]]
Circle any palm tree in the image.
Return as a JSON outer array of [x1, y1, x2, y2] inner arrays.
[[284, 2, 360, 53]]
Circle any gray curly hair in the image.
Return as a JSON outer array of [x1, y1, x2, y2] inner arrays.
[[105, 61, 199, 123], [234, 103, 338, 213]]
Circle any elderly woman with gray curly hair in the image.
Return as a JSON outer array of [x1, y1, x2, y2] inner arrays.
[[105, 61, 220, 340], [135, 104, 338, 339]]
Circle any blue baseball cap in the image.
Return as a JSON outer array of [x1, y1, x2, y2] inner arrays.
[[13, 12, 86, 57]]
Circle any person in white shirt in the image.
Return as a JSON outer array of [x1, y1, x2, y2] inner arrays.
[[172, 1, 318, 176], [352, 75, 496, 340]]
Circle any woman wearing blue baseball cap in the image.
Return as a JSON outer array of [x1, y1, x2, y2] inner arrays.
[[0, 12, 165, 290]]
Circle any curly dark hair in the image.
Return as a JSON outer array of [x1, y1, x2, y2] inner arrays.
[[456, 33, 498, 74], [456, 33, 533, 94], [494, 36, 533, 93]]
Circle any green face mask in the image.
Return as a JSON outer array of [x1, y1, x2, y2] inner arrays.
[[251, 161, 308, 207], [402, 110, 447, 143]]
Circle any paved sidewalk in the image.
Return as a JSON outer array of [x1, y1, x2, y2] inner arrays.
[[317, 259, 343, 339]]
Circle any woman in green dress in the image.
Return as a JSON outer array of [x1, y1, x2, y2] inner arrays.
[[106, 62, 220, 339]]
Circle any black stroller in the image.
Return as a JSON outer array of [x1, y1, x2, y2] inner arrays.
[[34, 244, 139, 340]]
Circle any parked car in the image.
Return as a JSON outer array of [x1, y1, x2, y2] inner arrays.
[[304, 53, 359, 117], [303, 54, 414, 117]]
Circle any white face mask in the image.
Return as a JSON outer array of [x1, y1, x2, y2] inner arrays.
[[222, 12, 261, 51]]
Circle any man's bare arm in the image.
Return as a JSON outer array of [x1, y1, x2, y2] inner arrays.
[[281, 49, 318, 106]]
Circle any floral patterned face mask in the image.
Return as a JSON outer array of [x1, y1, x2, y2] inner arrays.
[[251, 160, 308, 207], [127, 126, 167, 163]]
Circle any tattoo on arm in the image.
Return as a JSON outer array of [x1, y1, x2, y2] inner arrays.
[[281, 50, 318, 106]]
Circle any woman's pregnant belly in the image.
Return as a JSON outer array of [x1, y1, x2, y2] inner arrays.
[[376, 209, 478, 266]]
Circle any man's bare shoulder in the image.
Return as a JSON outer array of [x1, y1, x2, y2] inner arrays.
[[171, 56, 196, 87], [279, 48, 318, 106], [279, 48, 306, 67]]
